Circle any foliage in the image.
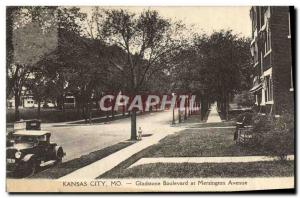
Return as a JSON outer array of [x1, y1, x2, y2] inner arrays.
[[7, 7, 59, 120], [97, 8, 183, 93], [234, 91, 255, 108], [236, 110, 255, 124], [170, 30, 253, 118], [250, 112, 294, 159], [90, 8, 185, 139], [7, 7, 255, 141]]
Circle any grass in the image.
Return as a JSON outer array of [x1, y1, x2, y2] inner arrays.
[[101, 161, 294, 178], [187, 122, 236, 128], [7, 108, 157, 123], [30, 141, 134, 179], [100, 125, 294, 178], [6, 108, 113, 123], [143, 128, 269, 157]]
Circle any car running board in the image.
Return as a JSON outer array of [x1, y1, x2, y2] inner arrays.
[[40, 160, 56, 167]]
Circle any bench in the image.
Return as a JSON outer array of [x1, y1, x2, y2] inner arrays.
[[234, 116, 254, 145]]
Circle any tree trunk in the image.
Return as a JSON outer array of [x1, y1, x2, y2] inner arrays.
[[88, 102, 92, 124], [76, 102, 80, 114], [14, 91, 20, 121], [111, 108, 115, 120], [122, 105, 125, 116], [200, 97, 206, 120], [199, 100, 202, 120], [106, 110, 109, 121], [61, 94, 65, 112], [130, 110, 137, 140], [184, 100, 187, 120], [226, 93, 229, 120], [111, 98, 115, 120], [178, 108, 182, 123], [84, 102, 90, 124], [188, 98, 190, 116], [37, 99, 41, 119]]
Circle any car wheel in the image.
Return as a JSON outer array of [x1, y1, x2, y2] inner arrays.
[[55, 146, 64, 163]]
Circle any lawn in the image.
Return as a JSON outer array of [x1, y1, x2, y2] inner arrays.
[[101, 161, 294, 178], [100, 126, 294, 178], [141, 128, 269, 158], [186, 122, 236, 128], [7, 108, 157, 123], [6, 108, 123, 123]]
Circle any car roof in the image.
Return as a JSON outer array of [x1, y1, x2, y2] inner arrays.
[[13, 130, 50, 136], [14, 119, 41, 123]]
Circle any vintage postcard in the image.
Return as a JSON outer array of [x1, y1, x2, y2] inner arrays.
[[6, 6, 295, 192]]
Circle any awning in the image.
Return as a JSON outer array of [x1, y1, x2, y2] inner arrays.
[[249, 83, 262, 93]]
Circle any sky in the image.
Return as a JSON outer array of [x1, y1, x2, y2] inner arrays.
[[80, 6, 252, 38]]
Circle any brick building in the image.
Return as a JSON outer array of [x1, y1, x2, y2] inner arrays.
[[249, 6, 294, 115]]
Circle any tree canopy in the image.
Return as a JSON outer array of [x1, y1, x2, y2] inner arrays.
[[7, 6, 253, 138]]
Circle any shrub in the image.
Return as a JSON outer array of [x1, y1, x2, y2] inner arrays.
[[236, 111, 255, 125], [234, 91, 255, 108], [250, 112, 294, 159]]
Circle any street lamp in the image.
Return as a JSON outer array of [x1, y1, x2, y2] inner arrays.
[[172, 93, 175, 125]]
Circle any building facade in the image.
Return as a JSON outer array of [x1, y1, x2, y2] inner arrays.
[[249, 6, 294, 115]]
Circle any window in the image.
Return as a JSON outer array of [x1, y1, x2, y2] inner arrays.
[[251, 8, 257, 37], [265, 30, 271, 53], [288, 12, 291, 38], [254, 43, 259, 63], [65, 97, 75, 103], [290, 66, 294, 91], [265, 75, 273, 102], [258, 92, 262, 106], [260, 52, 264, 73], [260, 7, 267, 29]]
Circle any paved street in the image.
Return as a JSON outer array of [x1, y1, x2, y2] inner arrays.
[[42, 110, 177, 162]]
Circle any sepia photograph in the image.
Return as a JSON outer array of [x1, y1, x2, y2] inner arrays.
[[5, 5, 295, 192]]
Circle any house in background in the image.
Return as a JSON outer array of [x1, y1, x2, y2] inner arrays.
[[7, 84, 56, 109], [249, 6, 294, 115]]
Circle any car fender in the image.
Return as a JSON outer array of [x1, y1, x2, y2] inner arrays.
[[22, 154, 35, 162]]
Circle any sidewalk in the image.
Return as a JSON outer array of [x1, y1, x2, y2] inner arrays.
[[206, 102, 222, 123], [58, 130, 176, 180]]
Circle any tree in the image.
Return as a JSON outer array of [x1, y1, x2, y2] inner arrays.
[[35, 7, 89, 114], [192, 30, 253, 119], [170, 30, 252, 120], [25, 68, 48, 118], [7, 7, 57, 121], [94, 9, 183, 140]]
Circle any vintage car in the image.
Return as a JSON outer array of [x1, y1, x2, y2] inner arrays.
[[7, 119, 41, 147], [6, 130, 65, 177]]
